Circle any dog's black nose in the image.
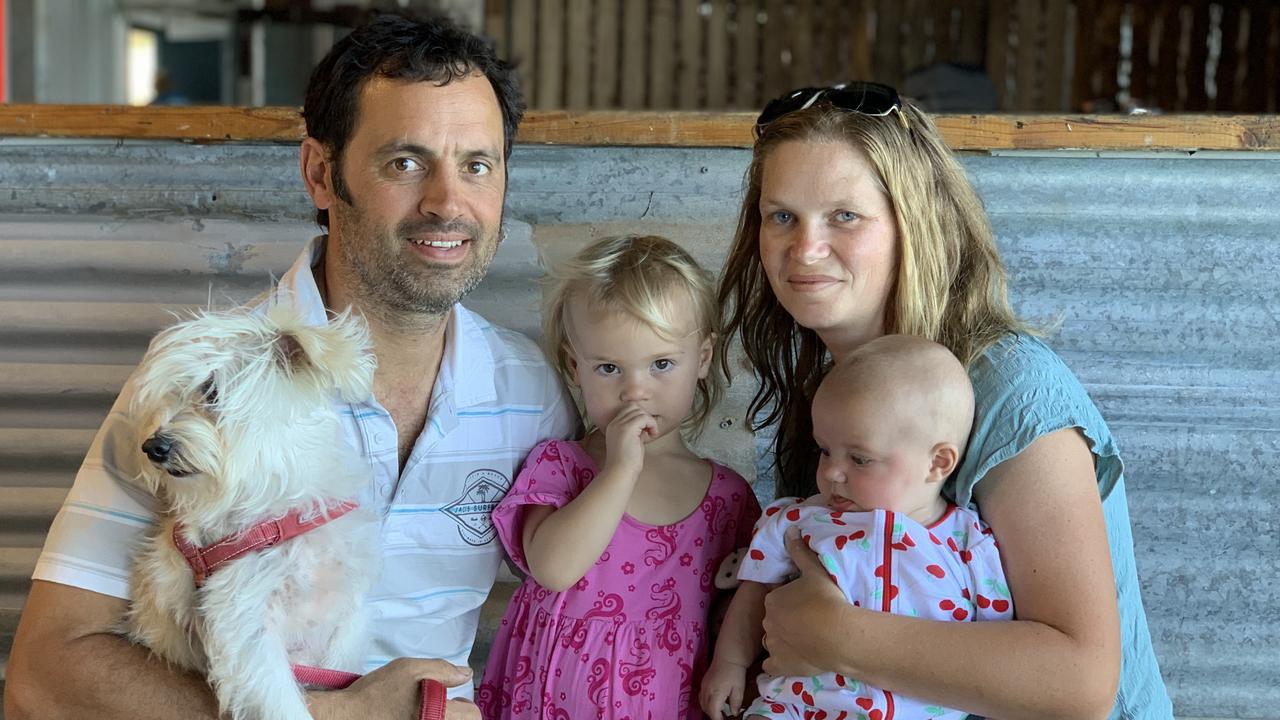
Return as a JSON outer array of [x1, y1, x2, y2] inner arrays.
[[142, 436, 173, 463]]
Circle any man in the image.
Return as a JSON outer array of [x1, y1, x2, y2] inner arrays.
[[5, 13, 575, 720]]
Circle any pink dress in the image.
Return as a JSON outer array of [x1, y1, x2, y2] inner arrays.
[[476, 439, 761, 720]]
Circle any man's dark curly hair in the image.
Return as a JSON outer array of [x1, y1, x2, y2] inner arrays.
[[302, 12, 525, 229]]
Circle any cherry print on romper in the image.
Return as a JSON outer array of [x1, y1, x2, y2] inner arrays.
[[938, 598, 969, 621], [786, 508, 802, 522], [891, 532, 915, 551], [765, 505, 782, 517], [926, 564, 945, 579], [750, 549, 766, 561], [856, 697, 874, 710]]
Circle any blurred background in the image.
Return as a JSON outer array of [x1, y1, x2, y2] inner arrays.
[[1, 0, 1277, 113]]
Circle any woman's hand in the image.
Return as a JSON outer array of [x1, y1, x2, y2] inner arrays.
[[759, 527, 853, 678]]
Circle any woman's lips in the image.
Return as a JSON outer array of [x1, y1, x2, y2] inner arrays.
[[786, 274, 840, 292]]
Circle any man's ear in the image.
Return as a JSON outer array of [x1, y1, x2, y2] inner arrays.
[[300, 137, 337, 212], [696, 332, 715, 379], [927, 442, 961, 483]]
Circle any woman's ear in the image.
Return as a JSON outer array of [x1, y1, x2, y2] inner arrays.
[[697, 332, 716, 379], [300, 137, 337, 211], [927, 442, 961, 483]]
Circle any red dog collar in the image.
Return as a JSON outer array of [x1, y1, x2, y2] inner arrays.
[[172, 500, 359, 588]]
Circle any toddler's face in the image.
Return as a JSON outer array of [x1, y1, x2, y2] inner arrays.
[[811, 382, 942, 516], [564, 292, 712, 442]]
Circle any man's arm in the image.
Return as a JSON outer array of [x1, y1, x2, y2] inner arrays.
[[6, 581, 480, 720], [5, 581, 221, 720]]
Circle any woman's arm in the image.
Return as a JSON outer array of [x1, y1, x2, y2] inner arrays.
[[760, 428, 1121, 720]]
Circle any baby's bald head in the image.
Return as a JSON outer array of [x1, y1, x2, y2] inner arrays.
[[818, 335, 975, 453]]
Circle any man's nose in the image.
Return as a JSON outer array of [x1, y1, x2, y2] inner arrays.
[[142, 435, 173, 463], [418, 167, 464, 220]]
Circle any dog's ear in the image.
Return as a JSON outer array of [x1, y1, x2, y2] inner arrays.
[[273, 312, 375, 402]]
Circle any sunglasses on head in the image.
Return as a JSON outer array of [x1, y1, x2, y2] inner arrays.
[[755, 82, 908, 133]]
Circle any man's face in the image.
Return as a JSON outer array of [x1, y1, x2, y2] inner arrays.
[[325, 74, 507, 317]]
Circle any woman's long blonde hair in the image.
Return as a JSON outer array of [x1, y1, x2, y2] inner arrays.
[[719, 99, 1026, 496], [545, 234, 724, 436]]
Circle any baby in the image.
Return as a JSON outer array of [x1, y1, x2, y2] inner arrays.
[[702, 335, 1014, 719]]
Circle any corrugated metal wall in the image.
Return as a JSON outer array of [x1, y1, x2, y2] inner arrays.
[[1, 139, 1277, 718]]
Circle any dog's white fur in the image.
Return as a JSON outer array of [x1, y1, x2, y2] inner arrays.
[[122, 305, 380, 720]]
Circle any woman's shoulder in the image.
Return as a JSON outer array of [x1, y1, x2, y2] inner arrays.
[[952, 333, 1123, 507]]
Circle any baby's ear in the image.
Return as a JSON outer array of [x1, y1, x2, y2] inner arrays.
[[927, 442, 961, 483]]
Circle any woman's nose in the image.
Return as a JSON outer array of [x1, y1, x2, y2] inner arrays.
[[790, 222, 829, 264]]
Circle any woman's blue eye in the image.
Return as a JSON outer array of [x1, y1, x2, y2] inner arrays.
[[835, 211, 858, 222], [771, 210, 794, 224]]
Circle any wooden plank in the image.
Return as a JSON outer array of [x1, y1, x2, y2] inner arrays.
[[1042, 0, 1069, 111], [650, 0, 677, 109], [566, 0, 591, 109], [621, 0, 647, 109], [679, 0, 704, 108], [904, 0, 930, 72], [5, 105, 1280, 152], [986, 0, 1011, 108], [510, 0, 537, 106], [1128, 0, 1152, 109], [1156, 0, 1182, 110], [849, 0, 874, 82], [592, 0, 620, 108], [1268, 4, 1280, 113], [875, 0, 904, 84], [734, 0, 760, 109], [761, 0, 787, 102], [790, 0, 814, 88], [1214, 1, 1243, 111], [1185, 0, 1211, 111], [1014, 0, 1040, 110], [536, 0, 566, 109], [957, 0, 986, 67], [706, 0, 729, 107], [933, 0, 956, 63], [484, 0, 509, 58]]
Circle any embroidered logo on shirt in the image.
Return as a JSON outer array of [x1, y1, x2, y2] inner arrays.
[[443, 469, 510, 546]]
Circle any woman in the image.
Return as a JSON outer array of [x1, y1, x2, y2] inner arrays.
[[718, 83, 1171, 718]]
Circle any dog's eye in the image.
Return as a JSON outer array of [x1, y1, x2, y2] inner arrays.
[[199, 378, 218, 405]]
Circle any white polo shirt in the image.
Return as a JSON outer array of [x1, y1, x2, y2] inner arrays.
[[33, 237, 578, 696]]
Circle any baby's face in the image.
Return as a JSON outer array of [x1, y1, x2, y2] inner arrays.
[[811, 382, 943, 516]]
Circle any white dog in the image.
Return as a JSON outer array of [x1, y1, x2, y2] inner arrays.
[[122, 305, 380, 720]]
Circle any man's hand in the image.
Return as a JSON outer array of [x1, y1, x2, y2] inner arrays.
[[700, 657, 749, 718], [760, 527, 850, 678], [309, 658, 479, 719]]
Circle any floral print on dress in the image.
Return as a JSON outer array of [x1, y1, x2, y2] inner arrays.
[[477, 439, 761, 719]]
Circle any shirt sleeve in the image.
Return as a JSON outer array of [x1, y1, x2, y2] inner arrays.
[[737, 498, 801, 585], [951, 334, 1124, 510], [32, 369, 160, 599], [490, 439, 583, 574]]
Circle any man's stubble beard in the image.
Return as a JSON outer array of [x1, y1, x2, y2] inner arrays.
[[332, 198, 501, 324]]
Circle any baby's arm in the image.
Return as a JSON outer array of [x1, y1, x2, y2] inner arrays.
[[520, 406, 655, 591], [701, 580, 771, 718]]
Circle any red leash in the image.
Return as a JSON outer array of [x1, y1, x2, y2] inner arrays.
[[293, 665, 446, 720]]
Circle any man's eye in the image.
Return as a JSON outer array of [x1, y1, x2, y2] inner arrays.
[[466, 161, 491, 176], [392, 157, 423, 173]]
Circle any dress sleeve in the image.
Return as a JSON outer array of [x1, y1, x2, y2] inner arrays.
[[951, 334, 1124, 510], [737, 498, 801, 585], [491, 439, 585, 574]]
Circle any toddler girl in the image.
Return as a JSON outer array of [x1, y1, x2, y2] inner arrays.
[[702, 335, 1013, 719], [477, 235, 761, 719]]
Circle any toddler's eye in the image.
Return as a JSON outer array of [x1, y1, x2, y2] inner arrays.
[[652, 358, 674, 371], [595, 363, 620, 376]]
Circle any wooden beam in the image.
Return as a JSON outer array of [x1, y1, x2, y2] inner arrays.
[[2, 105, 1279, 151]]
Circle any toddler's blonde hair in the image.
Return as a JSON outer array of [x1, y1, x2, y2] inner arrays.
[[543, 234, 723, 434]]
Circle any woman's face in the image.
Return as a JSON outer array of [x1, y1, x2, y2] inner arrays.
[[757, 139, 899, 357]]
